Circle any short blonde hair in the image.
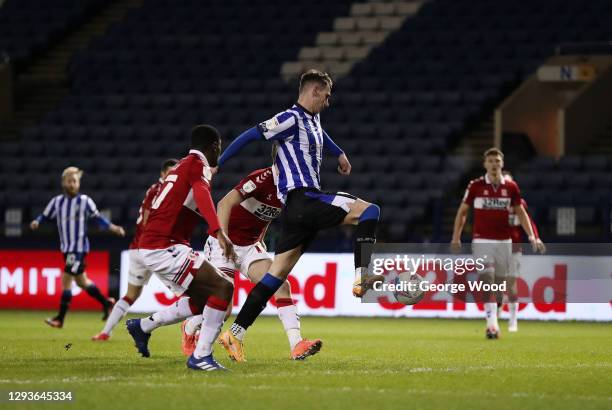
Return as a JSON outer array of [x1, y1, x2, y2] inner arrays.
[[299, 69, 333, 93], [483, 148, 504, 159], [62, 166, 83, 180]]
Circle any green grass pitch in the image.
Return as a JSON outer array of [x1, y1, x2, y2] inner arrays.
[[0, 311, 610, 410]]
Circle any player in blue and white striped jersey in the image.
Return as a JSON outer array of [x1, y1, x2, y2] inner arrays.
[[214, 70, 383, 361], [30, 166, 125, 328]]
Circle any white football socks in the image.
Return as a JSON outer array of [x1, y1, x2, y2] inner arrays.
[[508, 302, 518, 329], [277, 304, 302, 350], [102, 298, 131, 335], [354, 267, 365, 282], [140, 297, 194, 333], [485, 302, 499, 329], [194, 305, 226, 359], [185, 315, 203, 336]]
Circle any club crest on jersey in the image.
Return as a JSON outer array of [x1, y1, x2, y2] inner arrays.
[[501, 189, 508, 196], [483, 189, 489, 195]]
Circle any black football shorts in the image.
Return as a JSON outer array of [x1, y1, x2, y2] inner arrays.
[[275, 188, 356, 254], [63, 252, 86, 276]]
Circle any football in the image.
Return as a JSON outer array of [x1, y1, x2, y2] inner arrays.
[[393, 272, 426, 305]]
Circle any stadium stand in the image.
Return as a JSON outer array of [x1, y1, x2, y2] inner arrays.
[[0, 0, 104, 71], [1, 0, 612, 247]]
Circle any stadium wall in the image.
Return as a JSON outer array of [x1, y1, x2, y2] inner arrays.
[[119, 252, 611, 322], [1, 250, 609, 321]]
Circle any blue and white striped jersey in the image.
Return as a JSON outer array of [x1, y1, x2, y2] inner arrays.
[[36, 194, 111, 253], [258, 104, 325, 199]]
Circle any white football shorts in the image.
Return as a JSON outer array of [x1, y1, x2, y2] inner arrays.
[[139, 244, 206, 296], [204, 236, 272, 281], [472, 239, 512, 278], [509, 251, 522, 278], [127, 249, 152, 287]]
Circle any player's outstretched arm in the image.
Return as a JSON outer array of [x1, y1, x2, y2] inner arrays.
[[109, 224, 126, 237], [31, 196, 59, 229], [218, 126, 263, 167]]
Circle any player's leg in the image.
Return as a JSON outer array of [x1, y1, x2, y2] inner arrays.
[[251, 259, 300, 346], [244, 250, 322, 359], [341, 198, 382, 297], [473, 242, 499, 338], [136, 259, 226, 334], [126, 246, 216, 358], [220, 246, 303, 361], [183, 261, 234, 370], [507, 252, 521, 332], [45, 270, 74, 328], [181, 237, 240, 356], [481, 271, 499, 338], [94, 250, 152, 340], [127, 258, 229, 360], [74, 271, 115, 320], [93, 283, 144, 340]]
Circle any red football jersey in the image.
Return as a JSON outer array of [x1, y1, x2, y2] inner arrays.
[[463, 174, 521, 240], [129, 180, 162, 250], [509, 198, 539, 251], [228, 167, 283, 246], [139, 150, 220, 250]]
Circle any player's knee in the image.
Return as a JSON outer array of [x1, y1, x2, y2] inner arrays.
[[358, 202, 380, 222], [126, 287, 142, 300], [75, 277, 89, 288], [216, 279, 234, 302], [274, 281, 292, 299]]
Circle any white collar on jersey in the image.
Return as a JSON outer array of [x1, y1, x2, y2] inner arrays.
[[485, 173, 506, 185], [189, 149, 209, 166]]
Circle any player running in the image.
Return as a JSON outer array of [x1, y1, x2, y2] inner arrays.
[[92, 158, 178, 341], [30, 166, 125, 328], [210, 69, 382, 361], [125, 125, 237, 371], [181, 159, 322, 361], [502, 170, 545, 332], [451, 148, 545, 339]]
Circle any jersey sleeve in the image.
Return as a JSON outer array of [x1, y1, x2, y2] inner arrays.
[[85, 196, 111, 229], [141, 184, 159, 212], [257, 111, 297, 141], [323, 130, 344, 157], [37, 196, 58, 222], [189, 159, 221, 235], [510, 182, 522, 206], [462, 182, 475, 206], [234, 169, 268, 199]]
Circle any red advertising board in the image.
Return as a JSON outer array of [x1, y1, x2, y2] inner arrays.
[[0, 251, 109, 310]]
